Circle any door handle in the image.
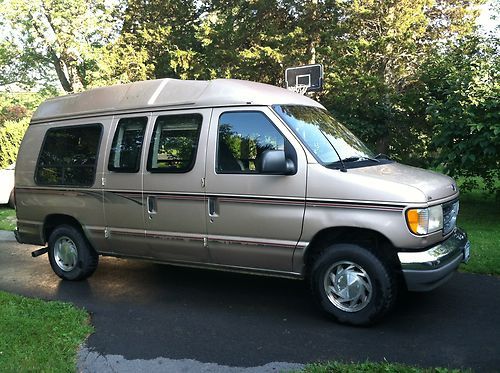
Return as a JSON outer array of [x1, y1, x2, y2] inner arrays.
[[208, 197, 218, 218], [147, 195, 157, 215]]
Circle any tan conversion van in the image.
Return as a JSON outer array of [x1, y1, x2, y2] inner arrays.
[[15, 78, 470, 325]]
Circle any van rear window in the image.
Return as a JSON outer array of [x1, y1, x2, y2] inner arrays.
[[35, 124, 102, 186]]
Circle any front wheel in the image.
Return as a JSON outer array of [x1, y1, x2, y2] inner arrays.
[[48, 225, 99, 281], [309, 244, 398, 326]]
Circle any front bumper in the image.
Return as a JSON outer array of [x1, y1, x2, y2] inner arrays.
[[398, 228, 470, 291]]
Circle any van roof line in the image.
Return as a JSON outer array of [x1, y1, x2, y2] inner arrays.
[[31, 78, 325, 123]]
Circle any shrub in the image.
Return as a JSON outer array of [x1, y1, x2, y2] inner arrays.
[[0, 104, 28, 123], [0, 118, 29, 169]]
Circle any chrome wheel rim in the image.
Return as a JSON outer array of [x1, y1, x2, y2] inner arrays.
[[54, 236, 78, 272], [324, 261, 372, 312]]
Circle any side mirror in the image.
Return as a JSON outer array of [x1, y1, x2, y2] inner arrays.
[[259, 150, 296, 175]]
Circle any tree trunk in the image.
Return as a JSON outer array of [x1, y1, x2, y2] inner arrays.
[[376, 133, 390, 154], [307, 0, 319, 65], [49, 48, 73, 93]]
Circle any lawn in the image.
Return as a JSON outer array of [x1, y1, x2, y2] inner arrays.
[[0, 207, 15, 231], [458, 190, 499, 276], [0, 291, 93, 372], [300, 361, 463, 372]]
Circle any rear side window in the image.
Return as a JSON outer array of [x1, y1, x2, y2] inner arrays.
[[147, 114, 202, 173], [35, 124, 102, 186], [108, 117, 148, 173]]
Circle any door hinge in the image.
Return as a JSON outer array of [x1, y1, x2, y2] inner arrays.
[[201, 177, 206, 188], [101, 177, 106, 186], [104, 227, 110, 239]]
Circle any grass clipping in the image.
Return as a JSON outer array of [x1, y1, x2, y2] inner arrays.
[[0, 291, 93, 372]]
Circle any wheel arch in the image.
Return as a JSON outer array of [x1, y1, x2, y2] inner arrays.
[[301, 226, 401, 276], [43, 214, 90, 246]]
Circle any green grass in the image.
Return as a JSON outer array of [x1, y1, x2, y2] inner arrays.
[[0, 291, 93, 372], [0, 207, 16, 231], [458, 190, 500, 276], [300, 361, 464, 372]]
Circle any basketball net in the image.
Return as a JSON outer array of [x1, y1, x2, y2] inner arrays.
[[287, 84, 309, 95]]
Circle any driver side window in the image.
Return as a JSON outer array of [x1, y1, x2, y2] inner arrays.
[[216, 111, 285, 174]]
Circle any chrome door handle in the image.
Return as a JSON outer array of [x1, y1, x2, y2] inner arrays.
[[208, 197, 218, 217], [147, 196, 157, 214]]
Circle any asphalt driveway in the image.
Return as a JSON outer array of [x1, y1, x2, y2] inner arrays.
[[0, 232, 499, 371]]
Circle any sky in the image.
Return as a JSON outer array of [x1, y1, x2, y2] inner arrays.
[[477, 1, 499, 35]]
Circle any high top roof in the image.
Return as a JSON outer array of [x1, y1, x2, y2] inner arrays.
[[32, 78, 324, 123]]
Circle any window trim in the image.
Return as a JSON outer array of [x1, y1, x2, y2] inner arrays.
[[35, 123, 103, 187], [107, 116, 148, 173], [146, 113, 203, 174], [215, 110, 291, 175]]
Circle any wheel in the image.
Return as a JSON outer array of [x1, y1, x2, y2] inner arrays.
[[8, 190, 15, 209], [309, 243, 397, 326], [48, 225, 99, 281]]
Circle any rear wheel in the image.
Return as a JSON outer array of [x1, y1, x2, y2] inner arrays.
[[309, 243, 397, 326], [48, 225, 99, 281]]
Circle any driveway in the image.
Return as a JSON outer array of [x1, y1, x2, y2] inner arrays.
[[0, 232, 499, 372]]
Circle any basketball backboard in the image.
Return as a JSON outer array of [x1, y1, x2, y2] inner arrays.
[[285, 64, 323, 94]]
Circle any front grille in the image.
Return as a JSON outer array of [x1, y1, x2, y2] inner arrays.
[[442, 200, 459, 235]]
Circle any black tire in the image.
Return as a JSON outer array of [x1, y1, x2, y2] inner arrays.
[[48, 225, 99, 281], [309, 243, 397, 326], [8, 190, 15, 209]]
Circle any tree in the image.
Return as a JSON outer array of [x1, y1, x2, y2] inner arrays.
[[1, 0, 120, 92], [196, 0, 342, 85], [189, 0, 296, 84], [112, 0, 203, 81], [319, 0, 483, 161], [421, 35, 499, 193]]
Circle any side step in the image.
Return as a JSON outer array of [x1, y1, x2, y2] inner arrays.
[[31, 247, 49, 258]]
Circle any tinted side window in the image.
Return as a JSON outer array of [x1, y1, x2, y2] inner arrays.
[[108, 117, 148, 173], [217, 112, 285, 173], [147, 114, 202, 173], [36, 124, 102, 186]]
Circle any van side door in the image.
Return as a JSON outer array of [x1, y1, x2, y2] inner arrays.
[[205, 107, 307, 273], [102, 114, 150, 257], [142, 109, 210, 262]]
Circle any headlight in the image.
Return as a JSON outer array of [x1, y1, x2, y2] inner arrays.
[[406, 205, 443, 235]]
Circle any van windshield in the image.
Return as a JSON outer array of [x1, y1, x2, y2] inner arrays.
[[273, 105, 385, 169]]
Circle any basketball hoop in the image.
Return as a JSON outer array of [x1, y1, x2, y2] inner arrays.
[[284, 64, 323, 95], [287, 84, 309, 95]]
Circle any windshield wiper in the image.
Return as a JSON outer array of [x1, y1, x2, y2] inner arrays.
[[341, 155, 380, 163], [325, 155, 379, 169], [375, 153, 390, 160], [340, 156, 360, 163]]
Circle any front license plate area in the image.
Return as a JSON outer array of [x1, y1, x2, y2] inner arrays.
[[463, 241, 471, 263]]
